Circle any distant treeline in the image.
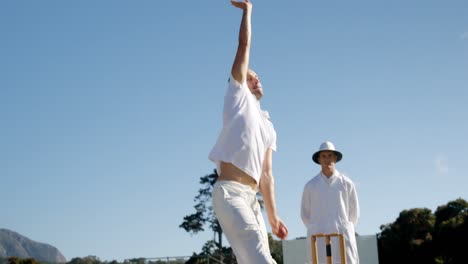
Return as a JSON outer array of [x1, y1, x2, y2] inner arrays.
[[377, 197, 467, 264], [2, 197, 467, 264]]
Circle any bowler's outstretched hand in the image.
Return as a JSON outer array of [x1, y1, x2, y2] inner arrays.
[[231, 0, 252, 11]]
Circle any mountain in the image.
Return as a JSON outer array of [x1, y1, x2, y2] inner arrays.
[[0, 228, 66, 263]]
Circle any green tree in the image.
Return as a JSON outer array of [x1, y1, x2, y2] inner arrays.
[[433, 198, 468, 264], [68, 256, 102, 264], [126, 258, 145, 264], [268, 234, 284, 264], [377, 199, 468, 264], [184, 253, 204, 264], [19, 259, 38, 264], [7, 257, 20, 264], [434, 198, 468, 229], [4, 257, 46, 264], [179, 169, 223, 261], [378, 208, 435, 264]]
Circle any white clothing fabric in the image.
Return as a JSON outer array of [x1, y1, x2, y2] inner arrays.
[[209, 75, 277, 185], [212, 181, 277, 264], [301, 170, 360, 264]]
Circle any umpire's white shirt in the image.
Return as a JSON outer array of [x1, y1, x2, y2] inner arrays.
[[301, 170, 360, 264]]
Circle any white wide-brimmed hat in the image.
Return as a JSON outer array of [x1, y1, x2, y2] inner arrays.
[[312, 141, 343, 164]]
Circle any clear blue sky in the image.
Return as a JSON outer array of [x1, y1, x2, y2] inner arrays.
[[2, 0, 467, 262]]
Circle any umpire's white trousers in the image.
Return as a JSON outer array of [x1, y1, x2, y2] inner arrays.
[[212, 180, 276, 264]]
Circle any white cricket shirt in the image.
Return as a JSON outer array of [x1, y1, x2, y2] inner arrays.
[[209, 75, 277, 185], [301, 170, 360, 264]]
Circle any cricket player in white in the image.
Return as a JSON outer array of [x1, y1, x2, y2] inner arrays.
[[301, 141, 360, 264], [209, 1, 289, 263]]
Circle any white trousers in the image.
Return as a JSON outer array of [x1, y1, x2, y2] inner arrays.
[[212, 180, 277, 264]]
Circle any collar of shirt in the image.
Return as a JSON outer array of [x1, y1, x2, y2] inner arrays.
[[321, 170, 339, 184]]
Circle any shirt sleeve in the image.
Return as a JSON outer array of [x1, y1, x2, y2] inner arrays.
[[269, 130, 277, 152], [301, 183, 311, 227], [227, 74, 249, 94], [348, 182, 360, 226]]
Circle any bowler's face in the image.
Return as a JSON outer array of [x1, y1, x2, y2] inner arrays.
[[247, 70, 263, 100]]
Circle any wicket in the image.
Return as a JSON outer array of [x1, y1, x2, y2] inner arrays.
[[311, 233, 346, 264]]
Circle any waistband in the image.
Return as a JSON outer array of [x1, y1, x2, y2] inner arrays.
[[214, 180, 257, 196]]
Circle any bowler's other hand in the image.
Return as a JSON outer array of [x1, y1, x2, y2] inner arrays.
[[231, 0, 252, 11], [272, 219, 289, 240]]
